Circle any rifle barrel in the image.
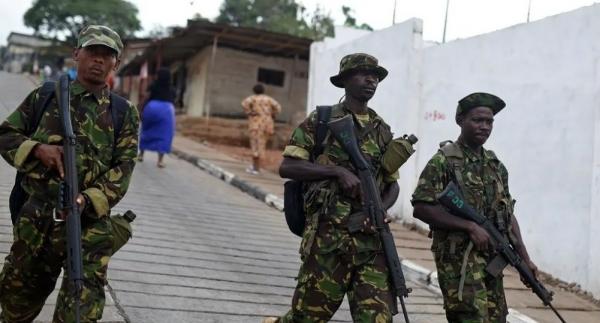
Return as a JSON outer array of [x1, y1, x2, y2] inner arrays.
[[400, 297, 410, 323], [437, 182, 568, 323], [58, 74, 83, 323], [549, 304, 567, 323], [328, 116, 411, 322]]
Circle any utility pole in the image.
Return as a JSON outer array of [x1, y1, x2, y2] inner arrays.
[[392, 0, 398, 25], [442, 0, 450, 43], [527, 0, 532, 23]]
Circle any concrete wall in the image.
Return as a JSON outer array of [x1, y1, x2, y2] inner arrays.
[[307, 5, 600, 297], [418, 6, 600, 295], [185, 47, 309, 122]]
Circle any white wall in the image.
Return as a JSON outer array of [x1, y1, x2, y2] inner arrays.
[[307, 5, 600, 298], [419, 6, 600, 293]]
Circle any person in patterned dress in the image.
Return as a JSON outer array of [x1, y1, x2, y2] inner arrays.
[[241, 84, 281, 174]]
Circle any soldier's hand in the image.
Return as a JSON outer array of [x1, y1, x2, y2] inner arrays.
[[335, 167, 362, 198], [76, 194, 86, 210], [33, 144, 64, 178], [55, 194, 87, 221], [358, 213, 392, 232], [467, 223, 491, 251]]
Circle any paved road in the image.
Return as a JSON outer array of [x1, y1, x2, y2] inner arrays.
[[0, 72, 445, 322]]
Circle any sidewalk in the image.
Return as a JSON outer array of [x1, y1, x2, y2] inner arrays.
[[172, 135, 600, 323]]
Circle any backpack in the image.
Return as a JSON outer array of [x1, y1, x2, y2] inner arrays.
[[8, 81, 129, 224], [283, 106, 331, 236]]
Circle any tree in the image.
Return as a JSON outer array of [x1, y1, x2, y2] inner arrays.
[[342, 6, 373, 31], [24, 0, 142, 45], [216, 0, 334, 40]]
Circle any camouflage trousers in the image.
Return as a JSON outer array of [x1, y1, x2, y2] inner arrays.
[[279, 246, 394, 323], [0, 198, 113, 323], [434, 235, 508, 323]]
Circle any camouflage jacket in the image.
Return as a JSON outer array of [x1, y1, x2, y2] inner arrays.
[[411, 140, 515, 254], [0, 80, 139, 219], [283, 103, 398, 257]]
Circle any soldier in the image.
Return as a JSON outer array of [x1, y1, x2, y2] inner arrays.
[[264, 53, 400, 322], [241, 83, 281, 174], [0, 25, 139, 322], [411, 93, 538, 323]]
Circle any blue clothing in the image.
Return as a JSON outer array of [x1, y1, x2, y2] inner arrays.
[[139, 100, 175, 154]]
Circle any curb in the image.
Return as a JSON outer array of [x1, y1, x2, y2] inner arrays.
[[171, 148, 285, 211], [171, 146, 538, 323]]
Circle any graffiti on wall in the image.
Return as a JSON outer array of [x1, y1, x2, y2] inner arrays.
[[424, 110, 447, 121]]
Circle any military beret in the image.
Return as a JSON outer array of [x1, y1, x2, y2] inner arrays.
[[77, 25, 124, 56], [456, 92, 505, 121], [330, 53, 388, 88]]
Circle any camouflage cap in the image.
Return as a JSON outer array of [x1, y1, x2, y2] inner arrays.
[[77, 25, 123, 56], [330, 53, 388, 88], [456, 92, 505, 122]]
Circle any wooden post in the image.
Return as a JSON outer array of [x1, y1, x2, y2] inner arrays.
[[155, 43, 163, 71], [204, 35, 219, 125], [288, 54, 298, 101]]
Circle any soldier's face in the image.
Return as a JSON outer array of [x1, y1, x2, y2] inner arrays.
[[343, 70, 379, 102], [459, 107, 494, 146], [73, 45, 120, 86]]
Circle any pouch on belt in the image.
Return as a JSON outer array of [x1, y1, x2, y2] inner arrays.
[[109, 210, 136, 255]]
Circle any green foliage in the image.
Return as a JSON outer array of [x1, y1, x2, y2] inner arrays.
[[216, 0, 334, 40], [342, 5, 373, 31], [23, 0, 142, 45]]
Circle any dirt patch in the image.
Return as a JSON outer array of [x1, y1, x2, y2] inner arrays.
[[176, 115, 291, 173]]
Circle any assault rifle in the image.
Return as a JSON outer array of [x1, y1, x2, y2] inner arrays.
[[56, 74, 83, 323], [328, 115, 411, 322], [437, 182, 566, 323]]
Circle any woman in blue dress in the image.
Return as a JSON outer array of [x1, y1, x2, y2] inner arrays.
[[138, 67, 176, 168]]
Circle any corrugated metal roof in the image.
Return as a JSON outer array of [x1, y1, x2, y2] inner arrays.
[[119, 20, 312, 76]]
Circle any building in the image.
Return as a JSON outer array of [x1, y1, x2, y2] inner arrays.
[[2, 32, 68, 74], [114, 37, 152, 97], [118, 20, 312, 123]]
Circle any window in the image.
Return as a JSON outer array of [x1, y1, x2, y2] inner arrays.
[[257, 68, 285, 87]]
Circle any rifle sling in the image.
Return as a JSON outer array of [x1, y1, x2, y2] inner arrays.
[[458, 241, 474, 301]]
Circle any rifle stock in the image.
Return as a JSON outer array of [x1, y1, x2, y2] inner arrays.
[[437, 182, 566, 323], [328, 115, 411, 322], [57, 74, 83, 323]]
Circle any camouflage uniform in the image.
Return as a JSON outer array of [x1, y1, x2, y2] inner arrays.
[[279, 103, 399, 323], [0, 26, 139, 323], [241, 94, 281, 158], [411, 93, 513, 323]]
